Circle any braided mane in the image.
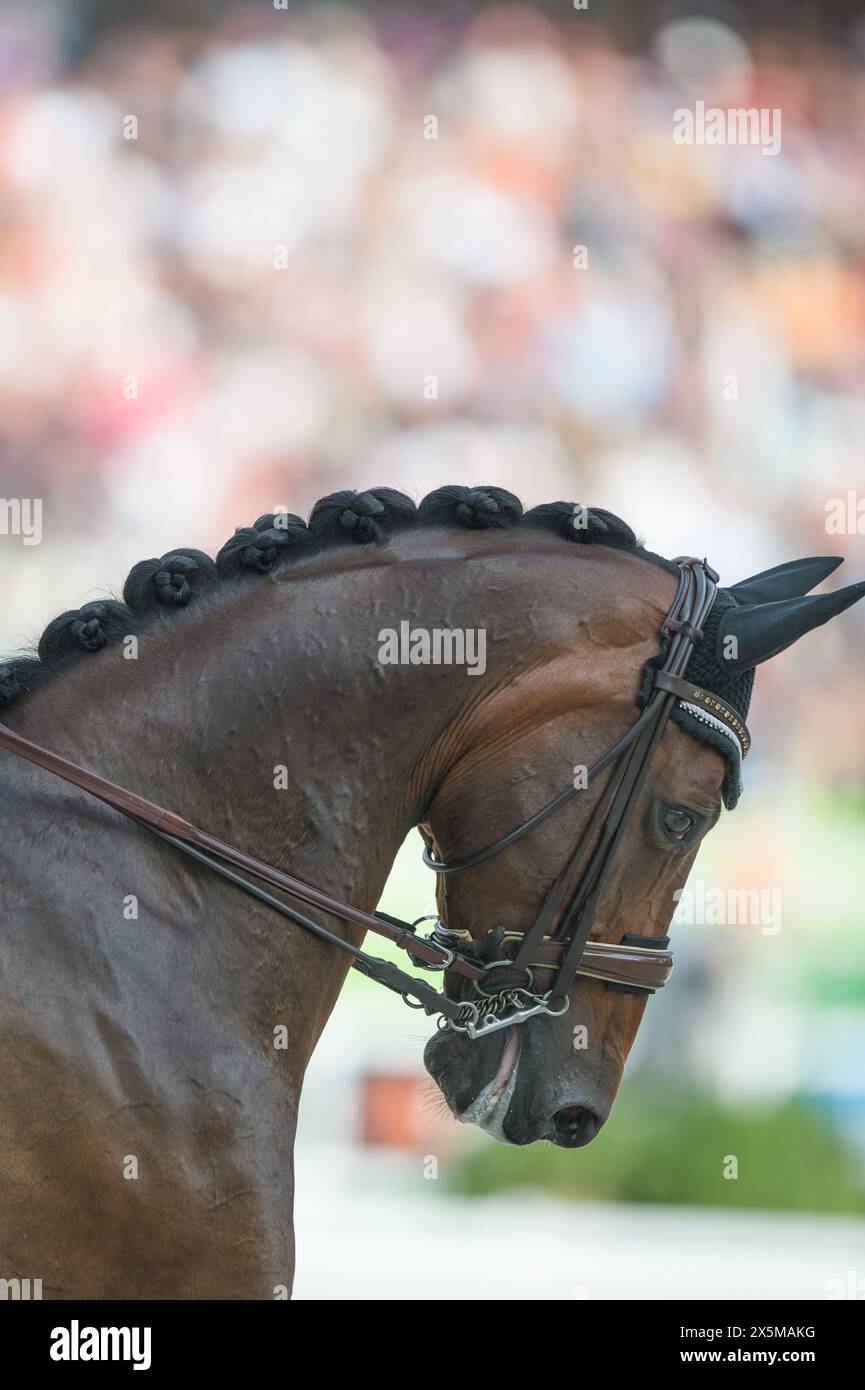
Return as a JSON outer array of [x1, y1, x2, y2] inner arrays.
[[0, 486, 647, 711]]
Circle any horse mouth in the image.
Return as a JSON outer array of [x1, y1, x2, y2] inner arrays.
[[455, 1026, 522, 1142]]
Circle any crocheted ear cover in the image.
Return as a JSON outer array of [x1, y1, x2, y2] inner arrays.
[[639, 588, 754, 809]]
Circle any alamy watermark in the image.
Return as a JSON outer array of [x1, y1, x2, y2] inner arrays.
[[0, 497, 42, 545], [826, 1271, 865, 1299], [50, 1321, 151, 1370], [0, 1276, 42, 1299], [825, 492, 865, 535], [378, 622, 486, 676], [674, 881, 782, 935], [673, 100, 781, 157]]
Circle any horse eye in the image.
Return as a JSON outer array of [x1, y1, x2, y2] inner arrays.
[[662, 807, 696, 841]]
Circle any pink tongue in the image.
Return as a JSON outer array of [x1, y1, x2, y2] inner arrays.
[[491, 1028, 520, 1101]]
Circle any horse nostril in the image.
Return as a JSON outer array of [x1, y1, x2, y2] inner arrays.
[[551, 1104, 597, 1148]]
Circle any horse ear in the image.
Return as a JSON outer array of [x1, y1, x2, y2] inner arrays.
[[725, 556, 842, 606], [716, 582, 865, 674]]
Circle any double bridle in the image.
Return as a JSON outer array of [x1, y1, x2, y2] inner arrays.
[[0, 557, 749, 1041]]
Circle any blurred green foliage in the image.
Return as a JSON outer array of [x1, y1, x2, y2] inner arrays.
[[446, 1091, 865, 1213]]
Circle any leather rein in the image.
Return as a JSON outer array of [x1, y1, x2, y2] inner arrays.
[[0, 557, 749, 1040]]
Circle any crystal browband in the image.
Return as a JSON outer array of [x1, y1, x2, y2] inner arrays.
[[653, 671, 751, 758]]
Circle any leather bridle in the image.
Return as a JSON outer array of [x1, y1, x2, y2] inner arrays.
[[422, 555, 738, 1035], [0, 557, 750, 1041]]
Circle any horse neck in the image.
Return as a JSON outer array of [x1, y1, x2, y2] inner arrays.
[[16, 542, 672, 893], [14, 556, 489, 915]]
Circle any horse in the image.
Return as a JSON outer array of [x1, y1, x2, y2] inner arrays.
[[0, 485, 861, 1298]]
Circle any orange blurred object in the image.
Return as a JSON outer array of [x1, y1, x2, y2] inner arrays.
[[360, 1070, 452, 1150]]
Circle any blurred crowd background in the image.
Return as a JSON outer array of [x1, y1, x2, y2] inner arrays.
[[1, 1, 863, 1295]]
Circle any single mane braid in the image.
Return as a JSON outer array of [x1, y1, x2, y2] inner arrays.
[[125, 549, 219, 612]]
